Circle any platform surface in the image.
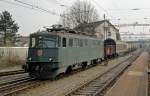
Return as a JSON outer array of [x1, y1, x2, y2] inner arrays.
[[105, 52, 149, 96]]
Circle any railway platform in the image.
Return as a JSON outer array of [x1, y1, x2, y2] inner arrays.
[[105, 52, 149, 96]]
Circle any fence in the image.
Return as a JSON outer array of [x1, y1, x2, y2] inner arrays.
[[0, 47, 28, 61]]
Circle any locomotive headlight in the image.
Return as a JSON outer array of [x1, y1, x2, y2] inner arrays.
[[28, 57, 32, 61], [49, 58, 53, 61]]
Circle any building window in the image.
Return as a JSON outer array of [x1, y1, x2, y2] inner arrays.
[[108, 32, 111, 36]]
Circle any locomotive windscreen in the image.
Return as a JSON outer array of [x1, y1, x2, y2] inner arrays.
[[30, 35, 60, 48]]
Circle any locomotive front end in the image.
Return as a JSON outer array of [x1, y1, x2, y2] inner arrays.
[[26, 33, 60, 79]]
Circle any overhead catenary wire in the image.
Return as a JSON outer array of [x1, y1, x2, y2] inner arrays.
[[14, 0, 59, 15], [56, 0, 113, 19], [0, 0, 60, 16], [0, 0, 33, 9], [92, 0, 113, 19], [91, 0, 129, 26]]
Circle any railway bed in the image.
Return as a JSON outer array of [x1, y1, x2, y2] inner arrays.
[[148, 73, 150, 96], [0, 72, 39, 96], [0, 73, 29, 86], [0, 70, 25, 77], [66, 51, 140, 96], [13, 50, 140, 96], [148, 50, 150, 96], [0, 50, 141, 96], [0, 77, 36, 96], [105, 51, 148, 96]]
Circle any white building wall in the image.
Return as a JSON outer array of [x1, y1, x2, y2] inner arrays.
[[95, 24, 104, 39], [95, 21, 118, 41]]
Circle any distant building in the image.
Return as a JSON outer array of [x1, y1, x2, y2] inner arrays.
[[74, 20, 121, 41], [126, 40, 150, 48]]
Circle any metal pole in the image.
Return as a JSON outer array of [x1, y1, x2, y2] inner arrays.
[[104, 14, 106, 40]]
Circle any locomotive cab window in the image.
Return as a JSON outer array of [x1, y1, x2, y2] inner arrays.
[[31, 37, 36, 48], [38, 36, 57, 48], [62, 37, 67, 47], [30, 36, 58, 48], [69, 38, 73, 47]]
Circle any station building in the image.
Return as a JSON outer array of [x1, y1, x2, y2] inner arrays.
[[74, 20, 121, 41]]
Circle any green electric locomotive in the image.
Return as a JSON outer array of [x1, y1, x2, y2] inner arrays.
[[25, 25, 104, 79]]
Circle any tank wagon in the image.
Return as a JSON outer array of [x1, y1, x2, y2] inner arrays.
[[25, 26, 104, 79], [104, 39, 138, 58]]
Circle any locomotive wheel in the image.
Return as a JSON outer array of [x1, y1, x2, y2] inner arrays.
[[82, 62, 87, 69]]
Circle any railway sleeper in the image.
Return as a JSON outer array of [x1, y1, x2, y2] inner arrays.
[[73, 91, 96, 95], [78, 66, 128, 95], [78, 88, 98, 92], [84, 85, 102, 88], [93, 79, 109, 83], [77, 90, 99, 94], [78, 85, 103, 91], [87, 82, 105, 86], [81, 87, 100, 91]]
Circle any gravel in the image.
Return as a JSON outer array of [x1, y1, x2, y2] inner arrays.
[[17, 55, 131, 96]]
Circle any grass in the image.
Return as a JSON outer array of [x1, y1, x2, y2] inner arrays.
[[0, 56, 25, 70]]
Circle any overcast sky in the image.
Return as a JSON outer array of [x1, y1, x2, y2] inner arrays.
[[0, 0, 150, 37]]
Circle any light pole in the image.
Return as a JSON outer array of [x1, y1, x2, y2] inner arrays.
[[131, 8, 141, 10], [117, 18, 120, 30], [104, 14, 106, 40]]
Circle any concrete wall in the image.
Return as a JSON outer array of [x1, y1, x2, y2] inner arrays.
[[0, 47, 28, 60]]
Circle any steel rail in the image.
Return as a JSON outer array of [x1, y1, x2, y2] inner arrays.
[[0, 77, 37, 96], [0, 75, 30, 87], [0, 51, 140, 96], [0, 70, 25, 77], [65, 52, 140, 96]]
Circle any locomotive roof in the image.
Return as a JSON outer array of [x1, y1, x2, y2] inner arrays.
[[104, 38, 116, 45], [30, 29, 98, 38]]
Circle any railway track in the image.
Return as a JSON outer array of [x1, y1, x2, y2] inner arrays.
[[0, 51, 140, 96], [0, 70, 25, 77], [0, 76, 37, 96], [148, 72, 150, 96], [148, 50, 150, 96], [0, 70, 37, 96], [0, 75, 31, 87], [65, 52, 140, 96]]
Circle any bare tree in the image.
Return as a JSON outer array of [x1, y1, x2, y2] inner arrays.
[[60, 0, 99, 28]]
